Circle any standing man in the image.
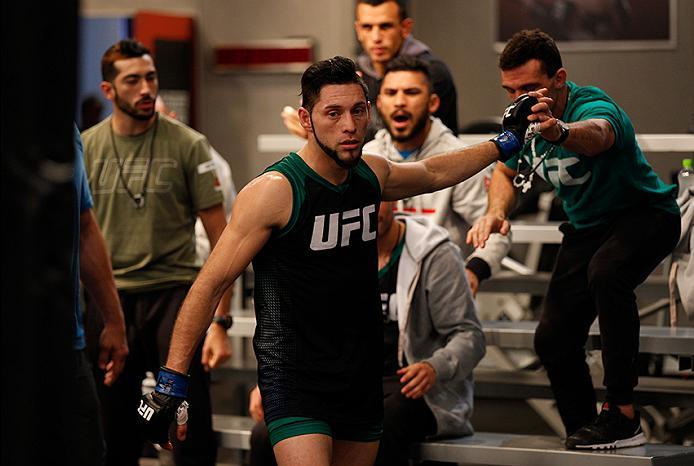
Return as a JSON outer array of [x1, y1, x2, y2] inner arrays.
[[282, 0, 458, 140], [246, 201, 486, 466], [70, 124, 129, 466], [364, 56, 510, 294], [82, 39, 232, 466], [468, 29, 680, 449], [138, 56, 537, 465]]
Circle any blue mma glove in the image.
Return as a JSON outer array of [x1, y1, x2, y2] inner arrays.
[[491, 94, 538, 161], [137, 366, 189, 444]]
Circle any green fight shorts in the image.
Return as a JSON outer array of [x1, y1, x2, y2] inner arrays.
[[266, 416, 383, 446]]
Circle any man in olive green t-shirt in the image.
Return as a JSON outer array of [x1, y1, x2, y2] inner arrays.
[[81, 39, 231, 466]]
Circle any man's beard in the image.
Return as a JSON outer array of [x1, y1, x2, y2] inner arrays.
[[388, 111, 429, 144], [311, 116, 362, 169], [115, 90, 156, 121]]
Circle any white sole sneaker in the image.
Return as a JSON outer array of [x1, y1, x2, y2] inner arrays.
[[574, 432, 647, 450]]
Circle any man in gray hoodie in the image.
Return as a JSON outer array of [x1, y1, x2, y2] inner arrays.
[[247, 201, 486, 466], [374, 202, 486, 465], [363, 56, 510, 295]]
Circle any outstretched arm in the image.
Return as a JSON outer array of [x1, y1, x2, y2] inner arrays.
[[366, 141, 503, 202], [529, 91, 615, 156], [366, 93, 546, 201]]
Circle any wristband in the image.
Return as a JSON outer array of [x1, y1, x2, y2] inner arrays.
[[466, 257, 491, 281], [155, 366, 189, 399], [212, 314, 233, 330], [490, 131, 521, 162], [548, 119, 570, 145]]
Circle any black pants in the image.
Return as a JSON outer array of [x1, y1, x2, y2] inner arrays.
[[85, 285, 216, 466], [375, 375, 438, 466], [249, 375, 437, 466], [534, 206, 680, 437], [62, 350, 106, 466]]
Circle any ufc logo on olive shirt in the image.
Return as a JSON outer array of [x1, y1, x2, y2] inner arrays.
[[310, 204, 377, 251]]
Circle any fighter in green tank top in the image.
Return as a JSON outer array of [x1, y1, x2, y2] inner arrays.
[[504, 81, 677, 229], [252, 152, 383, 426]]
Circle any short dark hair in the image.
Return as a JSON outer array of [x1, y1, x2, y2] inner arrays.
[[499, 29, 563, 78], [383, 55, 433, 92], [300, 56, 369, 112], [101, 39, 151, 82], [356, 0, 408, 21]]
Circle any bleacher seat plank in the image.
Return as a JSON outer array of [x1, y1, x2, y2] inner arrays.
[[479, 272, 669, 301], [213, 414, 254, 450], [229, 316, 694, 356], [482, 320, 694, 356], [411, 432, 694, 465], [473, 369, 694, 408], [212, 415, 694, 465]]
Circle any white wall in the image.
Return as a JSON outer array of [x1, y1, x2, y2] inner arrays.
[[197, 0, 356, 186]]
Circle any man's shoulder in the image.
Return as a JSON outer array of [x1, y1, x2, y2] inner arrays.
[[158, 114, 208, 145], [412, 49, 454, 75], [567, 82, 623, 120], [569, 82, 615, 105], [81, 118, 110, 143]]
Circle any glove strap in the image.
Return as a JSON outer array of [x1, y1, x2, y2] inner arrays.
[[155, 366, 189, 399], [490, 131, 521, 162]]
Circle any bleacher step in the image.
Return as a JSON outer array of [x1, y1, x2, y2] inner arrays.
[[213, 414, 694, 465]]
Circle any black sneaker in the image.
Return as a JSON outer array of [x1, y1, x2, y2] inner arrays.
[[565, 403, 646, 450]]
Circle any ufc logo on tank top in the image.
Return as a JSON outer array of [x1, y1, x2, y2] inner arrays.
[[310, 204, 377, 251]]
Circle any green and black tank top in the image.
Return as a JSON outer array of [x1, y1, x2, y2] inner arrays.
[[252, 152, 383, 425]]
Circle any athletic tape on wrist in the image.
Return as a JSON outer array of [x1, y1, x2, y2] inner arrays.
[[155, 368, 188, 398], [176, 401, 189, 425], [492, 131, 521, 161]]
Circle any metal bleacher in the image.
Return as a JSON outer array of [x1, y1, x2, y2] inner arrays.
[[212, 414, 694, 465]]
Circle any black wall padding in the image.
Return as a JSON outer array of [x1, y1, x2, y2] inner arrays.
[[1, 1, 79, 465], [155, 39, 191, 90]]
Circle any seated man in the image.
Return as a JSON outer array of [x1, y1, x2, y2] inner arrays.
[[363, 55, 510, 295], [248, 201, 486, 466]]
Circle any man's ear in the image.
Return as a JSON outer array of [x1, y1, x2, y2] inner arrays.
[[428, 93, 440, 114], [554, 68, 568, 88], [100, 81, 115, 102], [298, 106, 313, 133], [401, 17, 414, 39]]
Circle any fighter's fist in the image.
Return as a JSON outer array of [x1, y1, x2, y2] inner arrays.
[[137, 367, 189, 446], [491, 94, 538, 161]]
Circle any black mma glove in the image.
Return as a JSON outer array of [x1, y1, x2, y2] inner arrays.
[[491, 94, 538, 161], [137, 366, 190, 444]]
